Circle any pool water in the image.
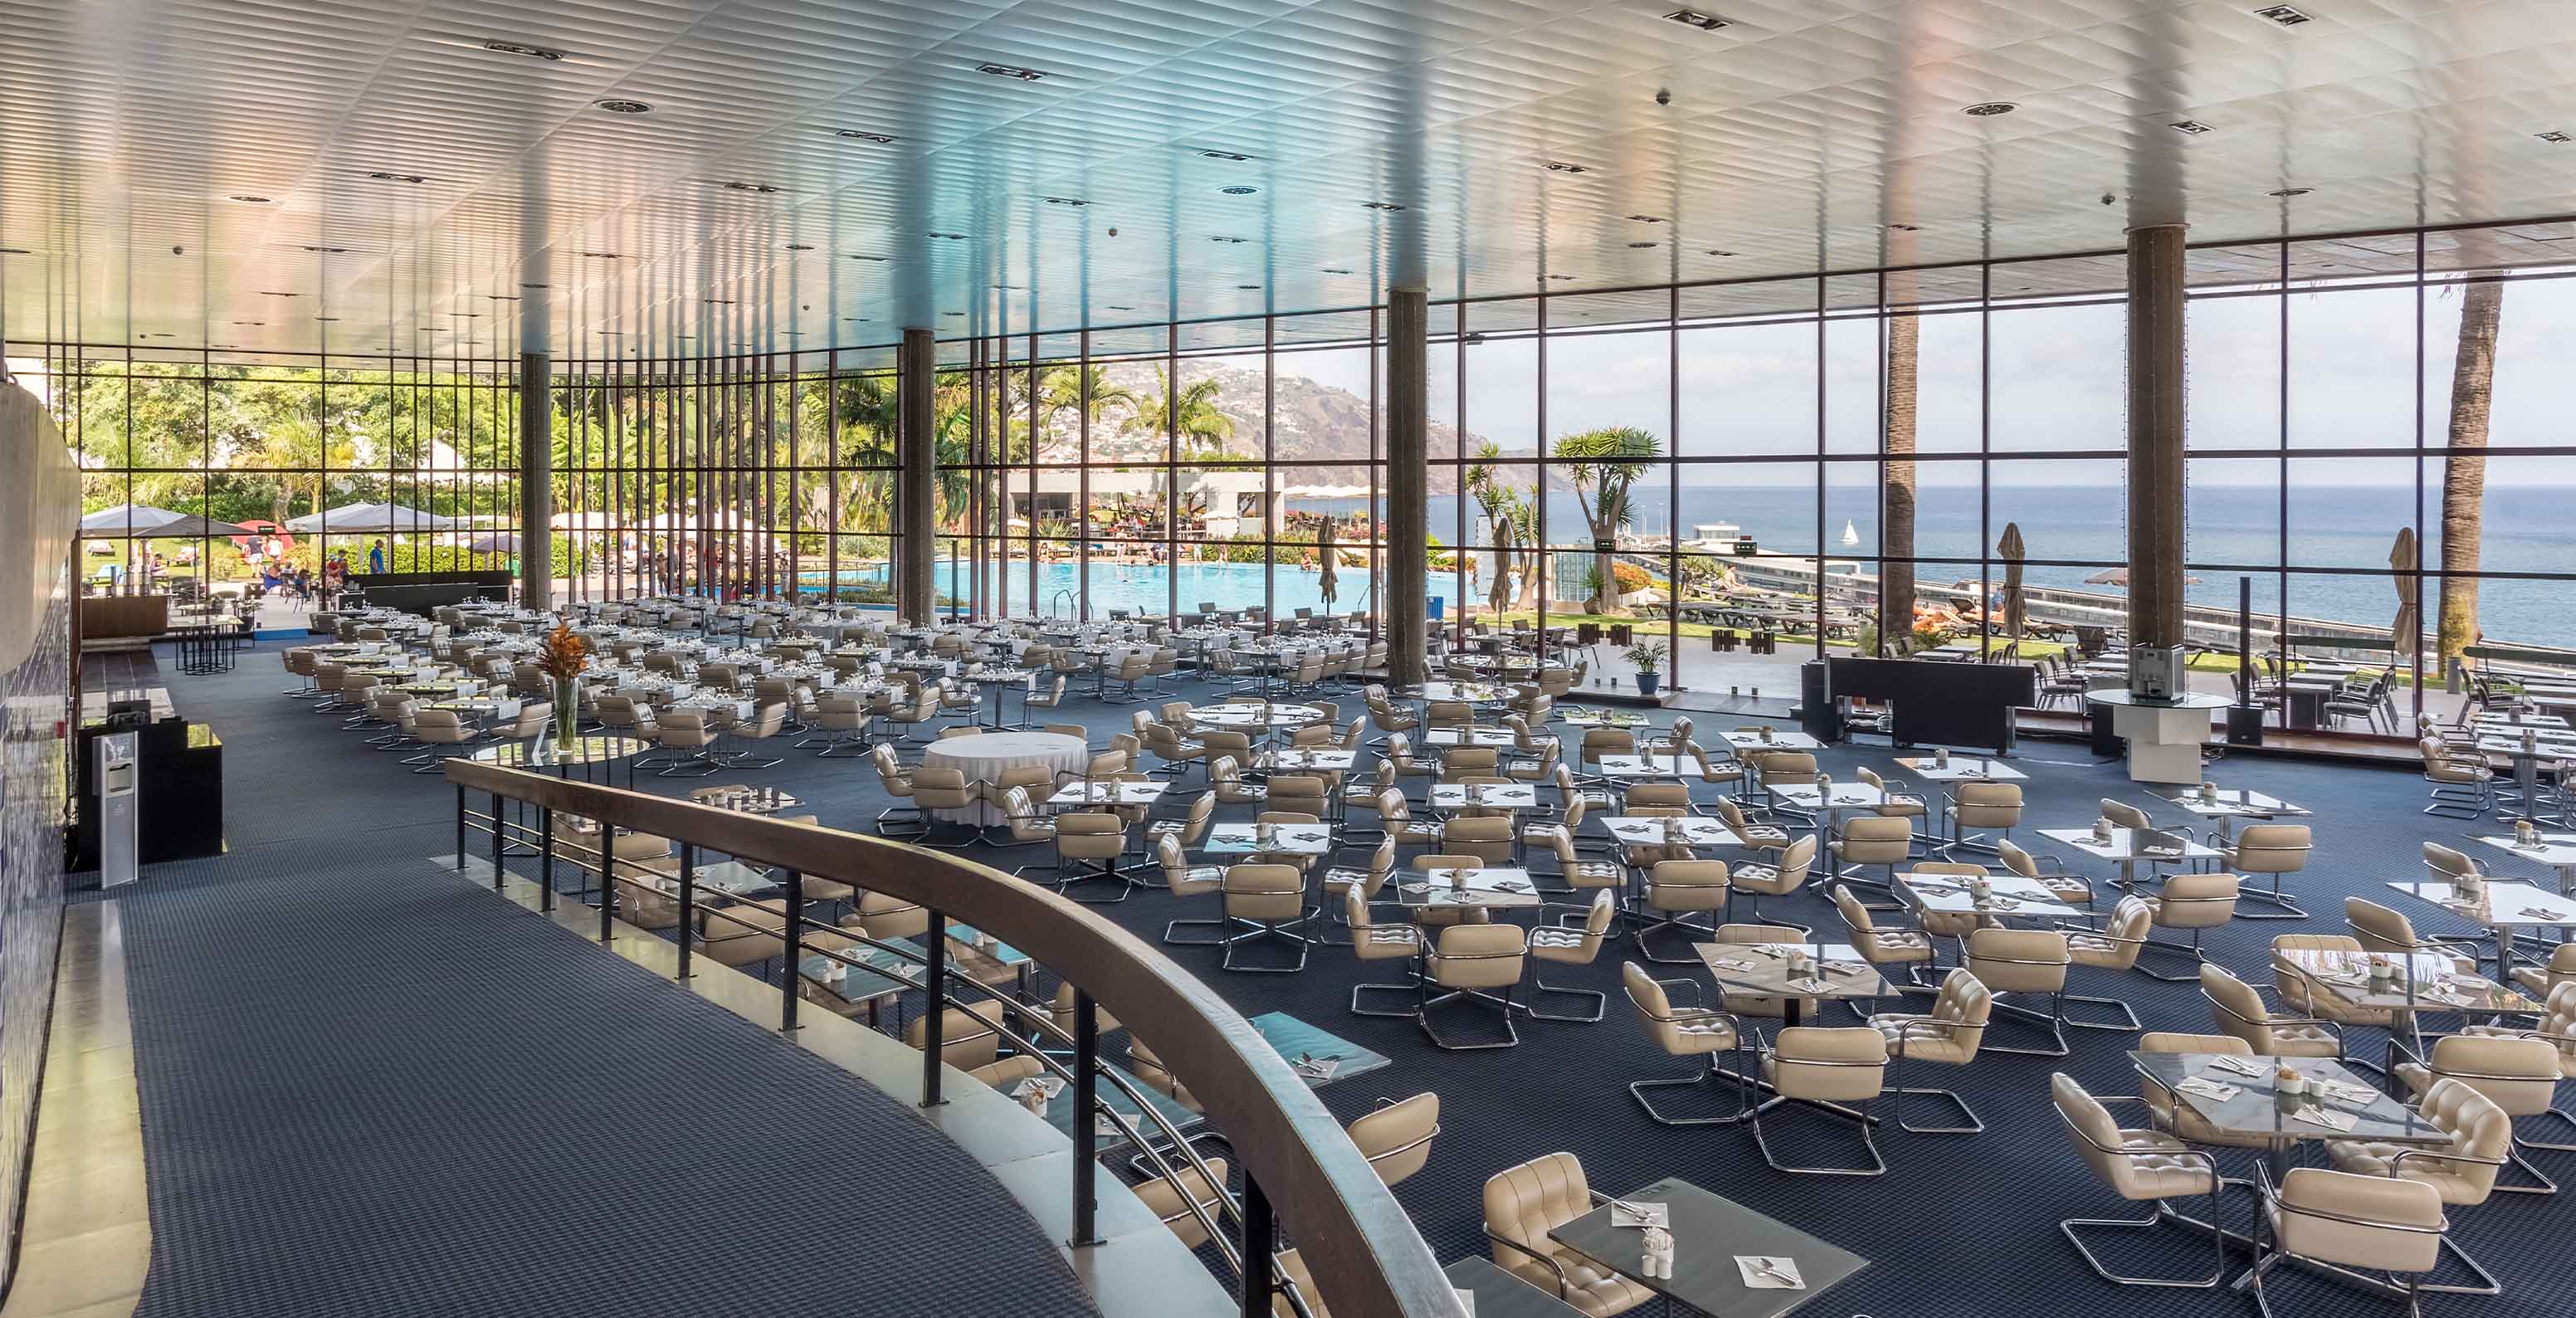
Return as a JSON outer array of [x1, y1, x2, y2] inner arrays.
[[804, 559, 1372, 618]]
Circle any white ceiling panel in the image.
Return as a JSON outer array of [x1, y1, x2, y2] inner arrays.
[[6, 0, 2576, 363]]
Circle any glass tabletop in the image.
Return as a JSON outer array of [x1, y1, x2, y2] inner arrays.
[[1549, 1177, 1868, 1318], [1696, 941, 1887, 999], [2128, 1052, 2442, 1145]]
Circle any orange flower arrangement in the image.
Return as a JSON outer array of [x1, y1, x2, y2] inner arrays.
[[537, 623, 589, 682]]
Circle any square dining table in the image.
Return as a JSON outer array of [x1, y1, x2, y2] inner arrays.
[[2037, 826, 2221, 891], [1547, 1177, 1867, 1318], [1441, 1257, 1585, 1318], [1204, 823, 1337, 858], [2385, 881, 2576, 984], [2127, 1051, 2445, 1181], [2469, 832, 2576, 895], [1424, 726, 1521, 749], [1394, 866, 1544, 912], [1428, 782, 1542, 813], [1721, 729, 1823, 751], [1895, 871, 2084, 921], [1695, 940, 1886, 1028]]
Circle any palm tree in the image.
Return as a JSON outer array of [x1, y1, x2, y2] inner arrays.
[[1129, 367, 1239, 462], [1465, 440, 1534, 615], [1881, 312, 1920, 652], [1552, 426, 1661, 613], [1038, 363, 1144, 447], [2438, 280, 2505, 666]]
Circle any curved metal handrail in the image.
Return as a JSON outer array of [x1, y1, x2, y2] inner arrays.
[[446, 757, 1461, 1318]]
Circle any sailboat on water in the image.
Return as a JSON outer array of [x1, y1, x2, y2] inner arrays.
[[1840, 519, 1859, 547]]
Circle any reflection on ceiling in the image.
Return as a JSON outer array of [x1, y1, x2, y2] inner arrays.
[[4, 0, 2576, 362]]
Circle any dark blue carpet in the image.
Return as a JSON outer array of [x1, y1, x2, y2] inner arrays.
[[112, 823, 1096, 1318], [144, 637, 2576, 1318]]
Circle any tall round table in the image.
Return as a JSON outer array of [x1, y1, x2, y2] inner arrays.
[[920, 731, 1090, 824]]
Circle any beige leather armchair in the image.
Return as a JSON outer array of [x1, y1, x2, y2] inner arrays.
[[1219, 863, 1315, 974], [2202, 963, 2343, 1059], [1347, 1091, 1440, 1185], [1526, 890, 1616, 1022], [1482, 1152, 1655, 1316], [1622, 960, 1750, 1126], [1864, 966, 1992, 1135], [1420, 923, 1527, 1050], [2051, 1071, 2227, 1288], [1754, 1026, 1891, 1174], [2325, 1076, 2509, 1296], [2247, 1164, 2448, 1317], [2134, 871, 2240, 982]]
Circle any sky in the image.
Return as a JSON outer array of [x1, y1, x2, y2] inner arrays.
[[1266, 276, 2576, 487]]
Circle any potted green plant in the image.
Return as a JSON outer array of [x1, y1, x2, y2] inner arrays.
[[1623, 640, 1670, 696]]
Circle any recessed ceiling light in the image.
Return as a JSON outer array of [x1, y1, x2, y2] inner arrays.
[[300, 245, 348, 254], [580, 251, 622, 259], [941, 310, 966, 316], [314, 316, 340, 322], [231, 320, 261, 326], [2537, 130, 2574, 144], [1105, 305, 1134, 311], [1220, 185, 1261, 196], [2170, 120, 2214, 134], [1663, 8, 1731, 30], [1627, 214, 1666, 223], [0, 247, 27, 256], [1321, 267, 1354, 275], [1627, 241, 1658, 249], [847, 254, 888, 261], [1237, 283, 1261, 290], [1546, 274, 1575, 281], [1044, 197, 1089, 207], [487, 294, 520, 300], [928, 231, 968, 241], [1362, 200, 1404, 212], [720, 180, 781, 194], [976, 61, 1047, 81], [1210, 236, 1249, 244], [367, 170, 428, 183], [521, 282, 549, 290], [260, 290, 300, 297], [1706, 249, 1738, 257], [1963, 101, 2017, 117], [705, 297, 734, 305], [482, 40, 567, 61], [2266, 187, 2312, 198], [1542, 161, 1590, 174], [1886, 222, 1922, 232], [452, 311, 481, 318], [785, 242, 814, 251], [593, 99, 651, 115], [843, 317, 870, 323], [784, 330, 804, 336], [2253, 5, 2311, 27], [1197, 149, 1254, 162], [834, 129, 896, 144], [227, 194, 272, 203]]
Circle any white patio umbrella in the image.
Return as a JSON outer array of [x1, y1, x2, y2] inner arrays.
[[2389, 526, 2420, 657], [80, 504, 250, 539], [284, 501, 459, 534]]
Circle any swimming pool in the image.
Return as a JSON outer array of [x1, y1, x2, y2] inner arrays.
[[803, 559, 1371, 617]]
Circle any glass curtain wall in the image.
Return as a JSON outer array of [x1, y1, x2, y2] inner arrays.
[[37, 344, 521, 609], [29, 215, 2575, 735]]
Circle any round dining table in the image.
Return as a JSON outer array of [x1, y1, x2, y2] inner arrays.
[[920, 730, 1090, 824]]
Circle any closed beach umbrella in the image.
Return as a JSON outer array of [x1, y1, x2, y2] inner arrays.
[[1998, 521, 2027, 643], [471, 531, 521, 554], [1315, 519, 1339, 607], [2388, 526, 2419, 657]]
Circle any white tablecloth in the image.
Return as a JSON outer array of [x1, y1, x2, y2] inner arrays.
[[920, 731, 1090, 824]]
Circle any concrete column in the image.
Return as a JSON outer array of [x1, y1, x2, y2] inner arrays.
[[1385, 287, 1429, 684], [519, 352, 553, 611], [896, 327, 937, 622], [2125, 224, 2187, 650]]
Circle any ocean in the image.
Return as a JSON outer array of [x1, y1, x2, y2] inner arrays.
[[837, 483, 2575, 647]]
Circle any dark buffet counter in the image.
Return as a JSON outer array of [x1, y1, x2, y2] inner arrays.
[[1803, 657, 2037, 753], [74, 691, 224, 876]]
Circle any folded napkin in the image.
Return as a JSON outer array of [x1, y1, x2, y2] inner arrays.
[[1608, 1201, 1668, 1228], [2175, 1077, 2240, 1102], [1291, 1053, 1341, 1081], [2315, 1081, 2379, 1106], [1736, 1256, 1803, 1290], [2290, 1106, 2359, 1132], [1710, 958, 1755, 972]]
